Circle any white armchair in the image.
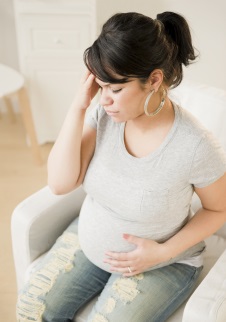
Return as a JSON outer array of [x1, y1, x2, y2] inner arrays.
[[11, 81, 226, 322]]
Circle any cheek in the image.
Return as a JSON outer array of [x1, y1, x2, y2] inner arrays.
[[115, 88, 146, 113], [128, 92, 146, 112]]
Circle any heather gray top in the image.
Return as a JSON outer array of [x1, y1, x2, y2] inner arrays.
[[78, 102, 226, 273]]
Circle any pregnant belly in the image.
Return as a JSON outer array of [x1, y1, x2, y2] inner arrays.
[[78, 196, 183, 273], [78, 201, 136, 272]]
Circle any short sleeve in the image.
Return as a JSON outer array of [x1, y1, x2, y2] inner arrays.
[[189, 131, 226, 188], [84, 103, 101, 129]]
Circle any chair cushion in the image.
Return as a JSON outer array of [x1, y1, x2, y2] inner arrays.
[[170, 80, 226, 151], [25, 235, 226, 322]]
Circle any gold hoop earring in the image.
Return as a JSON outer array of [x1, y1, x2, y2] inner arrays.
[[144, 88, 166, 117]]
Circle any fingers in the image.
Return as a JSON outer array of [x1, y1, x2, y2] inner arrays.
[[78, 69, 98, 103], [112, 266, 138, 275], [104, 252, 140, 276], [82, 69, 94, 84], [80, 68, 91, 83], [105, 251, 131, 261], [123, 233, 142, 245], [104, 236, 145, 276], [109, 264, 140, 277], [104, 257, 132, 268], [80, 69, 95, 89], [105, 259, 139, 276], [85, 73, 95, 89]]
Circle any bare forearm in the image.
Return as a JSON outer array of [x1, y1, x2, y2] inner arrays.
[[163, 208, 226, 260], [47, 71, 99, 194], [47, 103, 86, 194]]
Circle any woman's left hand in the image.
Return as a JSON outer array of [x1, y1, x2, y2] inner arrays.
[[104, 234, 168, 277]]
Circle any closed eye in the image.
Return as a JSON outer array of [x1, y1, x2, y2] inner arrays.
[[112, 88, 122, 93], [98, 84, 122, 94]]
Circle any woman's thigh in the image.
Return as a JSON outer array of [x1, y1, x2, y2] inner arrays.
[[16, 219, 110, 322], [88, 263, 203, 322]]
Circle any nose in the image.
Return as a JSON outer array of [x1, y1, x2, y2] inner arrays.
[[99, 88, 113, 107]]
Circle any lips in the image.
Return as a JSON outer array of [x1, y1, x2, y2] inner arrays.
[[105, 110, 119, 115]]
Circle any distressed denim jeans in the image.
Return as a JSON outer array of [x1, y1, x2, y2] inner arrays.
[[17, 218, 203, 322]]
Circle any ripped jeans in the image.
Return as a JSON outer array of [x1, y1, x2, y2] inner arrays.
[[16, 218, 203, 322]]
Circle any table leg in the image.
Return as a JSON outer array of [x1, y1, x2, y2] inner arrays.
[[3, 96, 16, 123], [17, 87, 42, 165]]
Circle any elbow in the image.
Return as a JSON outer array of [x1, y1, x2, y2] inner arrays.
[[48, 180, 78, 195], [48, 184, 66, 195], [47, 170, 82, 195]]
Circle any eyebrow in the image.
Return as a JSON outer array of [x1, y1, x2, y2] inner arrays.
[[95, 79, 110, 87]]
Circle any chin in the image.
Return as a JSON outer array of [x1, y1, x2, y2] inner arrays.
[[109, 115, 125, 123]]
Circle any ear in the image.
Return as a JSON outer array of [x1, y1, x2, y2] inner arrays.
[[147, 69, 164, 92]]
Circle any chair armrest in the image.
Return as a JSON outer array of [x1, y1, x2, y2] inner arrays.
[[183, 248, 226, 322], [11, 185, 86, 290]]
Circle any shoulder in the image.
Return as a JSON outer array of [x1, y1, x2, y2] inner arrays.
[[174, 103, 218, 149], [173, 103, 226, 166], [176, 103, 226, 187], [176, 103, 207, 137]]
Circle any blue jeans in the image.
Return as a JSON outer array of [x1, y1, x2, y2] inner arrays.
[[17, 219, 203, 322]]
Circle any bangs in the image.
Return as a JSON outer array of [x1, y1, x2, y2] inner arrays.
[[83, 45, 131, 84]]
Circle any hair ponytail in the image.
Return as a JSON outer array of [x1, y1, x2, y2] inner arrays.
[[157, 12, 197, 66]]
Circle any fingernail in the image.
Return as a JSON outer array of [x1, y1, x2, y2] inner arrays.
[[123, 233, 129, 239]]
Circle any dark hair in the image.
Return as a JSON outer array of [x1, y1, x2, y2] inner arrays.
[[84, 12, 197, 88]]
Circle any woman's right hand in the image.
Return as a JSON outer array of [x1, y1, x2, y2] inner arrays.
[[74, 69, 99, 110]]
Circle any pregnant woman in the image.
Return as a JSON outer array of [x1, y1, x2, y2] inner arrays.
[[17, 12, 226, 322]]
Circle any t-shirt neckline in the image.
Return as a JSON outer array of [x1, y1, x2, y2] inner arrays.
[[119, 101, 180, 163]]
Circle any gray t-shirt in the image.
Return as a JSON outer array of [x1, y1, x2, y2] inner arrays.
[[78, 102, 226, 273]]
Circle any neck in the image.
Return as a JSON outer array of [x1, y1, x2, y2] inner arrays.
[[129, 97, 174, 131]]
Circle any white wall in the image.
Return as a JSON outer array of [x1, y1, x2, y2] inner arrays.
[[0, 0, 19, 69], [97, 0, 226, 90], [0, 0, 19, 112], [1, 0, 225, 90]]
